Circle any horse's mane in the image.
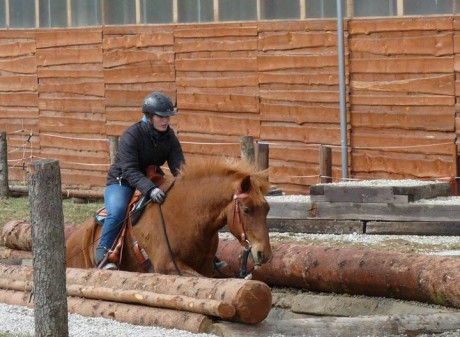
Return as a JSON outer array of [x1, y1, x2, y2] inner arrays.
[[178, 157, 271, 197]]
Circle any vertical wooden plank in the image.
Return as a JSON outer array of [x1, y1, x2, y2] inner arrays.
[[300, 0, 306, 19], [319, 145, 332, 183], [256, 142, 269, 171], [109, 135, 119, 165], [240, 136, 255, 165], [135, 0, 141, 24], [213, 0, 219, 21], [5, 0, 10, 28], [256, 0, 262, 20], [35, 0, 39, 27], [67, 0, 71, 26], [397, 0, 404, 16], [28, 159, 68, 337], [347, 0, 354, 18], [173, 0, 178, 23], [0, 132, 8, 198]]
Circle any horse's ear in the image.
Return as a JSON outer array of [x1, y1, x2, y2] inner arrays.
[[240, 175, 252, 193]]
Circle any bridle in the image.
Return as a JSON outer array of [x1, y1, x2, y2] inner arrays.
[[227, 189, 254, 278]]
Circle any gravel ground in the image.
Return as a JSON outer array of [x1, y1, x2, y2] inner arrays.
[[0, 302, 218, 337]]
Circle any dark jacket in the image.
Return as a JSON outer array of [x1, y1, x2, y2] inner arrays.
[[107, 120, 185, 196]]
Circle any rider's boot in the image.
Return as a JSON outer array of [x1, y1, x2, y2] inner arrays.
[[96, 247, 118, 270]]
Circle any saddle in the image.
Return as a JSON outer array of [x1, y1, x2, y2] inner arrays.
[[93, 165, 165, 271]]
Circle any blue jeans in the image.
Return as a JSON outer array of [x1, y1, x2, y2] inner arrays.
[[96, 183, 134, 261]]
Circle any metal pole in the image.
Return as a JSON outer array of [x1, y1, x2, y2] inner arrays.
[[336, 0, 348, 180]]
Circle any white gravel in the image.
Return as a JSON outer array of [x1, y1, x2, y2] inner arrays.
[[0, 302, 217, 337]]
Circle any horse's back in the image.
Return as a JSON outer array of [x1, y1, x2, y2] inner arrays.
[[66, 217, 99, 269]]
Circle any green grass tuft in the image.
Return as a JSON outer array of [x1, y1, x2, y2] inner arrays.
[[0, 196, 104, 229]]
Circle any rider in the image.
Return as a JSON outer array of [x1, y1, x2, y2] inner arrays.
[[96, 92, 185, 270]]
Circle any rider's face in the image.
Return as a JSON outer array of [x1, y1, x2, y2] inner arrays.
[[150, 114, 170, 132]]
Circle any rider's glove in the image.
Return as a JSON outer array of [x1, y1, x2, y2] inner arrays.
[[150, 187, 165, 204]]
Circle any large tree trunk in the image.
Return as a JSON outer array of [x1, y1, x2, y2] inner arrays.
[[0, 263, 272, 324], [216, 240, 460, 308]]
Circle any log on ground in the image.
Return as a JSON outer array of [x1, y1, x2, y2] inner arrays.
[[216, 240, 460, 308], [0, 277, 235, 320], [211, 312, 460, 337], [0, 220, 76, 251], [0, 289, 212, 333]]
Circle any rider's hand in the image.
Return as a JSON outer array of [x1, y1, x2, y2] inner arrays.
[[150, 187, 165, 204]]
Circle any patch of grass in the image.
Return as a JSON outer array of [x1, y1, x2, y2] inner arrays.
[[0, 195, 104, 229], [0, 334, 30, 337]]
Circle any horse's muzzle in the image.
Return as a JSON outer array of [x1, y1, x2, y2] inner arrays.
[[253, 249, 271, 267]]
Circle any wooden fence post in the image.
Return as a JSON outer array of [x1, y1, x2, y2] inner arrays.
[[256, 142, 269, 172], [240, 136, 255, 165], [109, 135, 119, 165], [0, 132, 8, 198], [319, 145, 332, 184], [28, 159, 68, 337]]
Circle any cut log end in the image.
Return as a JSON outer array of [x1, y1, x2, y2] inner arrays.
[[234, 281, 272, 324]]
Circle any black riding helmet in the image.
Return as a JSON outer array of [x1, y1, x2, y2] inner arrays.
[[142, 92, 177, 117]]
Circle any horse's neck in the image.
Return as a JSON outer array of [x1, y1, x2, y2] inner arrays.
[[179, 175, 234, 233]]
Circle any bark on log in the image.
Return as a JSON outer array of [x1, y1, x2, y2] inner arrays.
[[0, 264, 272, 324], [0, 289, 212, 333], [9, 185, 104, 199], [0, 246, 32, 260], [0, 277, 235, 319], [1, 220, 76, 251], [67, 285, 236, 320], [216, 240, 460, 308]]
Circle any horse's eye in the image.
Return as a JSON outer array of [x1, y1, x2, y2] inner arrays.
[[242, 207, 251, 215]]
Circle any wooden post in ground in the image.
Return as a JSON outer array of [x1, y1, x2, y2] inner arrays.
[[109, 136, 119, 165], [28, 159, 68, 337], [319, 145, 332, 183], [256, 142, 269, 172], [0, 132, 9, 198], [240, 136, 255, 165]]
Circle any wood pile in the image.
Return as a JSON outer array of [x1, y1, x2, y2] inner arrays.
[[268, 180, 460, 235], [0, 263, 272, 333]]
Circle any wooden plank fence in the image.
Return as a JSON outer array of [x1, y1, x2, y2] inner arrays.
[[1, 17, 460, 194]]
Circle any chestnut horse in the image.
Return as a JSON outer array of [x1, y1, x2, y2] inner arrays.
[[65, 158, 272, 277]]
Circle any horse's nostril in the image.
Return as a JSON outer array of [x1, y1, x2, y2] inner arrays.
[[257, 251, 265, 263]]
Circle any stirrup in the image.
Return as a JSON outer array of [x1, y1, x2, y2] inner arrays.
[[102, 262, 118, 271], [214, 260, 228, 271]]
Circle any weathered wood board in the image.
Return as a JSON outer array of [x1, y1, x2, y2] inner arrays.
[[310, 182, 452, 203], [268, 219, 363, 234], [310, 201, 460, 222], [366, 221, 460, 236]]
